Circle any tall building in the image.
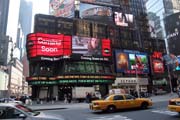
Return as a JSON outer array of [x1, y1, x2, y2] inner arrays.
[[146, 0, 180, 53], [0, 0, 10, 66], [146, 0, 166, 40], [6, 0, 21, 44], [0, 0, 9, 35], [18, 0, 33, 58], [26, 0, 167, 100]]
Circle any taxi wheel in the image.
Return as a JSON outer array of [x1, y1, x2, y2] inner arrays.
[[141, 102, 148, 109], [107, 105, 116, 113]]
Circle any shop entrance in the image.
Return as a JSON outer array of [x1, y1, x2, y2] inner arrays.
[[58, 86, 72, 100]]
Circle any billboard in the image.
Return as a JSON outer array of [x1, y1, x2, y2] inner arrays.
[[79, 3, 113, 23], [115, 50, 149, 74], [114, 12, 133, 27], [176, 55, 180, 71], [49, 0, 75, 17], [152, 60, 164, 73], [72, 36, 111, 57], [80, 0, 120, 6], [27, 33, 72, 58], [151, 52, 164, 73]]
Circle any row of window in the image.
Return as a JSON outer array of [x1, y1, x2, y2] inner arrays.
[[30, 61, 112, 77]]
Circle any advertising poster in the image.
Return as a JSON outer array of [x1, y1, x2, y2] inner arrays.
[[116, 52, 129, 72], [114, 12, 133, 27], [115, 50, 149, 74], [72, 36, 101, 56], [79, 3, 113, 23], [49, 0, 75, 17], [129, 53, 148, 72], [152, 60, 164, 73], [176, 56, 180, 71]]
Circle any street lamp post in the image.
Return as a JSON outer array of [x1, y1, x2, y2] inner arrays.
[[135, 67, 140, 98], [7, 40, 14, 100], [167, 64, 173, 94]]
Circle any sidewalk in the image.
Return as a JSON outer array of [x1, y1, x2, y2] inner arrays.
[[28, 93, 179, 111]]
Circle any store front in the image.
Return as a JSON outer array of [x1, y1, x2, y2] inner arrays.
[[113, 77, 149, 93]]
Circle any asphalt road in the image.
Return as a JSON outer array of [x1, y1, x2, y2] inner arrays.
[[42, 101, 180, 120]]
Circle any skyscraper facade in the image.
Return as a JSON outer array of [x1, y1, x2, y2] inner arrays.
[[18, 0, 33, 58], [0, 0, 9, 35]]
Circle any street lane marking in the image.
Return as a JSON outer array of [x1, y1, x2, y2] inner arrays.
[[87, 115, 133, 120], [152, 110, 178, 116]]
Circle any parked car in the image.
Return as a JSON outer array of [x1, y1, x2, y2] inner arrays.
[[168, 98, 180, 114], [89, 94, 153, 112], [0, 103, 66, 120]]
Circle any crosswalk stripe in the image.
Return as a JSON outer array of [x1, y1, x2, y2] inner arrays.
[[86, 115, 133, 120], [152, 110, 178, 116]]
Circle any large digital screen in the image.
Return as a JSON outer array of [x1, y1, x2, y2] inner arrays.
[[49, 0, 74, 17], [176, 55, 180, 71], [151, 51, 164, 73], [72, 36, 111, 57], [152, 60, 164, 73], [27, 33, 72, 58], [114, 12, 133, 27], [79, 3, 113, 23], [115, 50, 149, 74]]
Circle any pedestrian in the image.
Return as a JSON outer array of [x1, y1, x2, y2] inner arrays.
[[67, 93, 72, 103], [177, 88, 180, 98], [64, 94, 68, 103]]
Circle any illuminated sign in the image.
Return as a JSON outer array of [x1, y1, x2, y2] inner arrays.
[[80, 0, 120, 6], [151, 51, 164, 73], [28, 79, 114, 85], [49, 0, 75, 17], [114, 12, 133, 27], [27, 75, 115, 81], [72, 36, 111, 57], [115, 50, 149, 74], [79, 3, 113, 23], [176, 55, 180, 71], [27, 33, 72, 59]]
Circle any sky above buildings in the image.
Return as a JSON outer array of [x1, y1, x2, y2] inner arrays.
[[26, 0, 49, 15]]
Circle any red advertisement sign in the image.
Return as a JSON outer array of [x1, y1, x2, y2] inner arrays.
[[152, 59, 164, 73], [27, 33, 72, 58], [102, 39, 111, 57], [151, 52, 164, 73]]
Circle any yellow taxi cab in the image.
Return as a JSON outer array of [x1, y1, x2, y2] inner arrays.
[[89, 94, 153, 112], [168, 98, 180, 114]]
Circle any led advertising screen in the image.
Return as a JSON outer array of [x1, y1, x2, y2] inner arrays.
[[27, 33, 72, 58], [49, 0, 74, 17], [79, 3, 113, 23], [115, 50, 149, 74], [176, 56, 180, 71], [151, 51, 164, 73], [114, 12, 133, 27], [152, 60, 164, 73], [72, 36, 111, 57], [116, 52, 129, 72]]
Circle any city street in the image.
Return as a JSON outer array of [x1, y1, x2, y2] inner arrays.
[[41, 101, 179, 120], [29, 94, 179, 120]]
